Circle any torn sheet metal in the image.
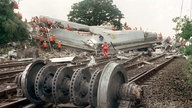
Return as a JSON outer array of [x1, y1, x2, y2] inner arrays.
[[50, 56, 75, 63], [42, 16, 158, 51]]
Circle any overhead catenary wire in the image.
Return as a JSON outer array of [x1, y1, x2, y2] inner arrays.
[[180, 0, 184, 18]]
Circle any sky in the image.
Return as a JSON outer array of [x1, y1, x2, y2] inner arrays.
[[16, 0, 192, 37]]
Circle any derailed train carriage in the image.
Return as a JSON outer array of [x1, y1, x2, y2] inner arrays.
[[40, 16, 159, 52], [17, 16, 160, 108]]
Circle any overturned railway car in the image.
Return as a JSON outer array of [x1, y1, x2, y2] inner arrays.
[[40, 16, 159, 51]]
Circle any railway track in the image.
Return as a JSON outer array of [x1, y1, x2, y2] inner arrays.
[[0, 53, 142, 108], [129, 56, 175, 84], [0, 61, 32, 69], [0, 52, 178, 108]]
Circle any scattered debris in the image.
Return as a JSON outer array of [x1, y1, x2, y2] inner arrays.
[[116, 55, 129, 60], [49, 56, 75, 63], [143, 61, 153, 65], [87, 56, 97, 66]]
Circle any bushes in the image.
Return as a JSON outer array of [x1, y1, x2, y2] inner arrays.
[[0, 0, 29, 45]]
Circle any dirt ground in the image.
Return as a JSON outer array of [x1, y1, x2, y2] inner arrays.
[[144, 57, 192, 108]]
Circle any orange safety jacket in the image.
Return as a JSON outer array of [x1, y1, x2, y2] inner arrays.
[[112, 28, 117, 31], [41, 28, 46, 32], [13, 2, 19, 9], [67, 24, 71, 30], [39, 36, 43, 42], [49, 37, 53, 42], [47, 20, 52, 25], [52, 36, 56, 42], [103, 43, 108, 50], [58, 42, 61, 48], [40, 17, 44, 22], [43, 42, 48, 48]]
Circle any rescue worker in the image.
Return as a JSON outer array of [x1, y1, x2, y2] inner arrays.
[[39, 35, 43, 45], [49, 36, 53, 46], [112, 27, 117, 31], [102, 42, 109, 57], [43, 41, 48, 50], [47, 19, 52, 28], [67, 24, 71, 31], [99, 35, 104, 42], [58, 41, 61, 52], [40, 27, 46, 33], [13, 1, 18, 9], [52, 35, 56, 44]]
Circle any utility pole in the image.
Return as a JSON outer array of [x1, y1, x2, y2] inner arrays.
[[190, 0, 192, 19]]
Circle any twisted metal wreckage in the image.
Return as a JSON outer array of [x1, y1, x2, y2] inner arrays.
[[38, 16, 159, 52]]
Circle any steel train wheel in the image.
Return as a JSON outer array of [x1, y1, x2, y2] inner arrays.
[[21, 59, 46, 105], [35, 63, 58, 102], [52, 66, 74, 104], [97, 61, 127, 108], [70, 68, 91, 107], [89, 69, 102, 107]]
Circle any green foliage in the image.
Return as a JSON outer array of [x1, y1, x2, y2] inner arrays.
[[172, 16, 192, 40], [68, 0, 123, 29], [185, 45, 192, 56], [0, 0, 29, 45], [173, 16, 192, 84], [183, 58, 192, 84]]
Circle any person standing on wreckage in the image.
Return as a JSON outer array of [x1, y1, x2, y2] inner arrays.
[[102, 42, 109, 57]]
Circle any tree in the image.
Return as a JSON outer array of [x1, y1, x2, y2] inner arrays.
[[172, 16, 192, 40], [68, 0, 123, 29], [173, 16, 192, 84], [0, 0, 29, 46]]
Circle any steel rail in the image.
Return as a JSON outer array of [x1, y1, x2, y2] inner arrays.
[[0, 61, 32, 69], [0, 86, 17, 98], [0, 98, 30, 108], [129, 57, 175, 83], [124, 54, 165, 70], [0, 69, 24, 76]]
